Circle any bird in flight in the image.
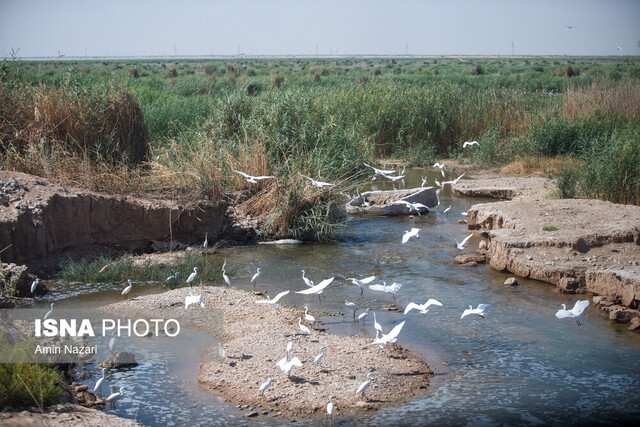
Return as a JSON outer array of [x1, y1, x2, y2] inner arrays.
[[461, 304, 491, 319], [233, 169, 275, 184], [463, 141, 480, 148], [363, 163, 395, 176], [300, 174, 335, 188], [451, 233, 473, 251], [402, 228, 420, 244], [555, 300, 590, 326]]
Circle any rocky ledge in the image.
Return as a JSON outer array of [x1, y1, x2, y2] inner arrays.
[[454, 176, 640, 331]]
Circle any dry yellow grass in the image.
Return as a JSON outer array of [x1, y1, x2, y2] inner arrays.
[[500, 156, 575, 177]]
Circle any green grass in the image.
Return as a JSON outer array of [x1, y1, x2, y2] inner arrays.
[[1, 54, 639, 239], [542, 226, 558, 231], [55, 252, 223, 286]]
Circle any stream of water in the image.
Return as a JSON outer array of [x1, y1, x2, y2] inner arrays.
[[30, 169, 640, 425]]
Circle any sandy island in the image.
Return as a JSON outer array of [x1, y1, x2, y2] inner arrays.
[[102, 286, 432, 418]]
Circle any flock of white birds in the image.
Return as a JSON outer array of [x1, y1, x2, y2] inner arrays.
[[34, 139, 587, 417]]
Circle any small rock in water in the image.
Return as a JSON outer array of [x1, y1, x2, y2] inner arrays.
[[244, 411, 259, 418], [98, 351, 137, 369], [504, 277, 519, 286]]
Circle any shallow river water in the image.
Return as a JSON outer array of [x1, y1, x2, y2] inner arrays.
[[33, 169, 640, 425]]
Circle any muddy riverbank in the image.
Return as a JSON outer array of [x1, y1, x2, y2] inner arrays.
[[453, 175, 640, 330], [102, 286, 432, 418], [0, 171, 230, 275]]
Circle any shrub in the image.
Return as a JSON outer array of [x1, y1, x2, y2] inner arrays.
[[471, 64, 485, 75], [0, 363, 61, 409], [168, 67, 178, 78]]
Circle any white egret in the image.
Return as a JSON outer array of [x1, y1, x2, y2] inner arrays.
[[251, 268, 260, 288], [327, 396, 334, 422], [356, 372, 373, 400], [443, 173, 466, 186], [30, 278, 40, 294], [286, 337, 294, 357], [259, 378, 272, 397], [165, 272, 179, 282], [108, 333, 116, 354], [300, 173, 335, 189], [298, 317, 311, 335], [463, 140, 480, 148], [346, 275, 375, 296], [421, 176, 428, 187], [296, 277, 335, 301], [301, 270, 314, 288], [392, 201, 428, 216], [368, 282, 402, 300], [555, 300, 590, 326], [255, 290, 290, 310], [363, 163, 395, 176], [451, 233, 473, 251], [185, 293, 205, 309], [93, 368, 106, 393], [384, 174, 405, 182], [617, 46, 622, 51], [402, 228, 420, 244], [345, 300, 359, 320], [461, 304, 491, 319], [404, 299, 443, 317], [443, 205, 452, 214], [314, 346, 327, 363], [370, 321, 405, 347], [277, 350, 303, 376], [233, 169, 275, 184], [203, 232, 208, 247], [358, 308, 370, 323], [434, 178, 443, 188], [433, 162, 446, 177], [186, 267, 198, 284], [373, 312, 382, 334], [304, 306, 316, 323], [105, 387, 124, 404], [121, 279, 132, 296]]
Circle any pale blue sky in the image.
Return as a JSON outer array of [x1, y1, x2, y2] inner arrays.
[[1, 0, 639, 58]]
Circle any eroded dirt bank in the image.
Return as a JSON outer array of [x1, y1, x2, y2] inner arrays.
[[453, 176, 640, 329], [0, 171, 225, 273], [103, 286, 432, 418]]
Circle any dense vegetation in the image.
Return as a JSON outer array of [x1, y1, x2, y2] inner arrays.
[[1, 56, 639, 238]]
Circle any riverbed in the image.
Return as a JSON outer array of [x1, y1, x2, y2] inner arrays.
[[32, 168, 640, 425]]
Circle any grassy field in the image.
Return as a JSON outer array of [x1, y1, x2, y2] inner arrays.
[[1, 56, 639, 237]]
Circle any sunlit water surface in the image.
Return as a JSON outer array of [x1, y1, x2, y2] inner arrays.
[[32, 169, 640, 425]]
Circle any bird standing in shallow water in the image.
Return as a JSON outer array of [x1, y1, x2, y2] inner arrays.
[[30, 278, 40, 294], [327, 396, 334, 422], [121, 279, 132, 296], [345, 300, 359, 320], [250, 268, 260, 289], [105, 387, 124, 407], [93, 368, 106, 393]]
